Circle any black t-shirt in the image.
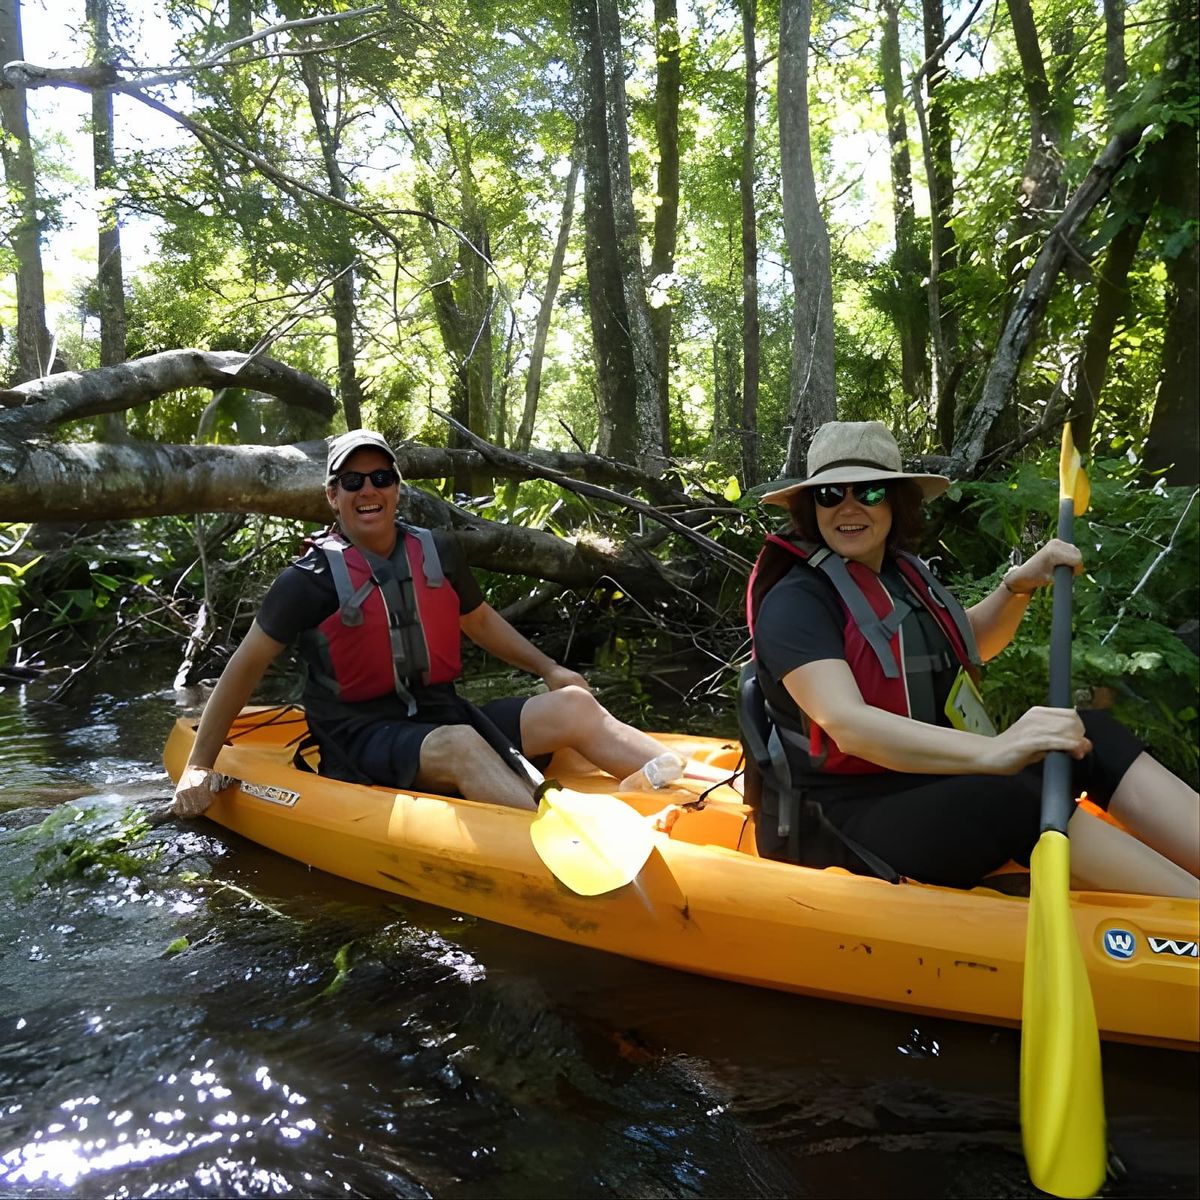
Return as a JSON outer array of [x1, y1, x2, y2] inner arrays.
[[257, 527, 485, 728], [752, 557, 961, 798]]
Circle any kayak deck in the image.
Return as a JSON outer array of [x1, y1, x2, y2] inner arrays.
[[163, 707, 1200, 1049]]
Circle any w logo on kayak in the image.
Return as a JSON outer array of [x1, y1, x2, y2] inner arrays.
[[1148, 937, 1199, 958], [1103, 929, 1136, 960]]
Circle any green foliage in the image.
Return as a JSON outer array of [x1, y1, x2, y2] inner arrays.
[[22, 804, 159, 883], [936, 451, 1200, 783], [0, 526, 39, 663]]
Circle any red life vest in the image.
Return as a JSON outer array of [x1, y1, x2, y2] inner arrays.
[[299, 525, 462, 713], [746, 534, 980, 775]]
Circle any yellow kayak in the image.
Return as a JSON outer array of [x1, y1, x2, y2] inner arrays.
[[163, 706, 1199, 1049]]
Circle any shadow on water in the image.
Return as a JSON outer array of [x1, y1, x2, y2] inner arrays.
[[0, 661, 1196, 1199]]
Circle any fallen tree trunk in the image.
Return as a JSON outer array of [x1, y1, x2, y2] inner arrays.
[[0, 350, 721, 598]]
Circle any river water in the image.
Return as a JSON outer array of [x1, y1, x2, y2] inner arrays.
[[1, 665, 1196, 1199]]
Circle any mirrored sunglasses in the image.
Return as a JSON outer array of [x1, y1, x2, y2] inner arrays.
[[813, 481, 889, 508], [336, 468, 400, 492]]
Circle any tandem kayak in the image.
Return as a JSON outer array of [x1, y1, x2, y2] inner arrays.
[[163, 706, 1199, 1049]]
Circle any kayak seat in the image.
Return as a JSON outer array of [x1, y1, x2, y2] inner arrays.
[[737, 663, 900, 883]]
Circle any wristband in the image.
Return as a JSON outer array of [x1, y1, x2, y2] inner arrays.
[[1002, 573, 1033, 597]]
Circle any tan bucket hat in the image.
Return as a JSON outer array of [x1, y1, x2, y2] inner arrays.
[[325, 430, 399, 480], [761, 421, 949, 506]]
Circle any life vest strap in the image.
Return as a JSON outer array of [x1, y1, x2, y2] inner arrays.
[[816, 554, 903, 679]]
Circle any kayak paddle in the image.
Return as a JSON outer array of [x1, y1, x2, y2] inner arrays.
[[1019, 424, 1105, 1198], [458, 698, 656, 896]]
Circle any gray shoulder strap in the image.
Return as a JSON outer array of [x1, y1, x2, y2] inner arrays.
[[814, 554, 903, 679], [396, 523, 445, 588], [898, 553, 982, 666], [322, 541, 373, 627]]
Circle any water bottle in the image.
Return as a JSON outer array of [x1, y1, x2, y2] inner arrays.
[[618, 751, 685, 792]]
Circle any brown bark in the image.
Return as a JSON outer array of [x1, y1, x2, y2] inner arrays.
[[1070, 207, 1151, 453], [950, 86, 1159, 474], [1005, 0, 1069, 275], [0, 0, 53, 383], [649, 0, 682, 454], [779, 0, 836, 475], [740, 0, 761, 487], [0, 349, 335, 429], [918, 0, 964, 446], [87, 0, 128, 441], [1144, 12, 1199, 486], [515, 143, 581, 453], [572, 0, 663, 471], [298, 51, 365, 431], [880, 0, 927, 410]]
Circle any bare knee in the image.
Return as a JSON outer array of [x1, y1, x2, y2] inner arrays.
[[418, 725, 496, 790]]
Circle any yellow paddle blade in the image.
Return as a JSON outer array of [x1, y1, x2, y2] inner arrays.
[[529, 787, 656, 896], [1059, 425, 1091, 516], [1021, 832, 1106, 1199]]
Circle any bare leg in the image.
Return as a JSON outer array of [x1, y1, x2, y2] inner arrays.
[[1108, 752, 1200, 876], [416, 726, 535, 810], [1067, 805, 1198, 899], [519, 686, 665, 779]]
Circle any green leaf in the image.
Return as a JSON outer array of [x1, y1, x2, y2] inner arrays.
[[164, 936, 190, 957]]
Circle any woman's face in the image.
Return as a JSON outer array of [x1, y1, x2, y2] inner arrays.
[[326, 447, 400, 552], [813, 482, 892, 571]]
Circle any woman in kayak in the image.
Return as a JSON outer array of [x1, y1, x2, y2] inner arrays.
[[173, 430, 687, 818], [748, 420, 1198, 897]]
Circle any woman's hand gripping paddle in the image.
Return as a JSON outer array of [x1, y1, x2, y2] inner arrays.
[[458, 700, 655, 897], [1019, 424, 1105, 1199]]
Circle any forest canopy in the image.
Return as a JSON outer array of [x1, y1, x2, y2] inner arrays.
[[0, 0, 1196, 773]]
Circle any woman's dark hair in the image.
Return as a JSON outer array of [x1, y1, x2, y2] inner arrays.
[[786, 479, 925, 553]]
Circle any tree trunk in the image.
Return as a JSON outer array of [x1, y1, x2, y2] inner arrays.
[[1069, 202, 1151, 453], [1102, 0, 1126, 104], [572, 0, 663, 471], [1144, 8, 1199, 486], [1005, 0, 1068, 272], [649, 0, 681, 455], [950, 90, 1158, 474], [880, 0, 928, 412], [920, 0, 959, 448], [86, 0, 127, 441], [0, 0, 53, 383], [516, 143, 582, 453], [740, 0, 761, 488], [299, 51, 365, 431], [778, 0, 836, 476]]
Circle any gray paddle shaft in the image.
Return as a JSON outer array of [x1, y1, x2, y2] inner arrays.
[[1041, 496, 1076, 836]]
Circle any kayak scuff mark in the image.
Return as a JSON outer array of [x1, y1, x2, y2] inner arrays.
[[378, 870, 416, 891], [787, 895, 820, 911], [518, 886, 601, 934], [953, 959, 998, 972], [838, 942, 872, 955], [417, 862, 498, 895]]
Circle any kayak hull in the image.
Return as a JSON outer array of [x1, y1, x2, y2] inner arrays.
[[163, 708, 1199, 1049]]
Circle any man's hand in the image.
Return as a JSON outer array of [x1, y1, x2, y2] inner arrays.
[[542, 664, 592, 693], [173, 766, 226, 817]]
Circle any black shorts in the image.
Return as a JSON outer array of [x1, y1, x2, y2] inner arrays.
[[323, 694, 551, 791], [817, 709, 1145, 889]]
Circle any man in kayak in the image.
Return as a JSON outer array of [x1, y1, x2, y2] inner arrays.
[[173, 430, 682, 816], [746, 420, 1198, 897]]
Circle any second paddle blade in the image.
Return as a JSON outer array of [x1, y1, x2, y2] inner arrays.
[[1021, 831, 1107, 1198], [530, 788, 656, 896]]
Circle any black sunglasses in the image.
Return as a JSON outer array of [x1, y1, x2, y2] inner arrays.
[[336, 468, 400, 492], [813, 481, 889, 508]]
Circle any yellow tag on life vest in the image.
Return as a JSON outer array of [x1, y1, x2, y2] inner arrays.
[[945, 669, 996, 736]]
